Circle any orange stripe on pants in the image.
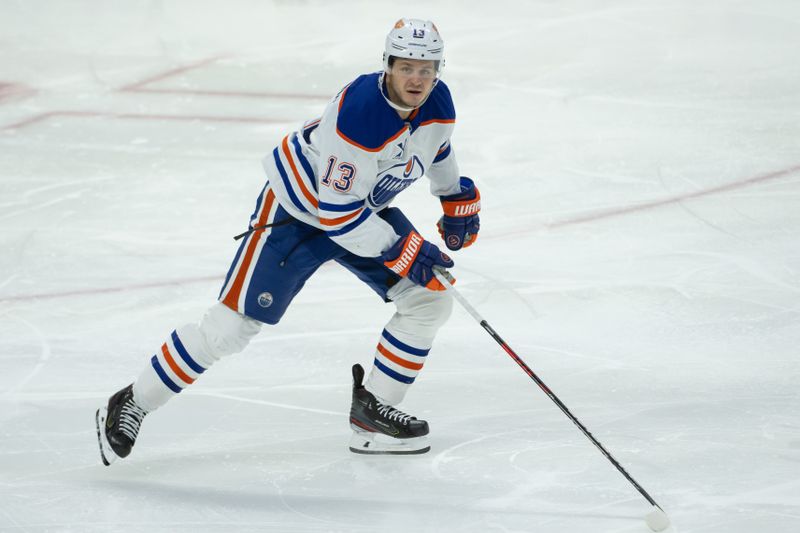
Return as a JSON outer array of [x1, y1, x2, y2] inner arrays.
[[222, 189, 276, 311]]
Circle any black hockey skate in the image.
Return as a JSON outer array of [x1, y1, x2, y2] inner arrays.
[[349, 363, 430, 455], [95, 384, 147, 466]]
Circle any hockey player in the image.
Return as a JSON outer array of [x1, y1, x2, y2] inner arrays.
[[96, 18, 481, 461]]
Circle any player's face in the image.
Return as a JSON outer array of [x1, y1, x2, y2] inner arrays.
[[386, 59, 437, 109]]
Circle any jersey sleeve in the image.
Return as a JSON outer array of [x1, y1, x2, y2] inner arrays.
[[426, 136, 462, 196], [417, 81, 461, 197], [315, 132, 400, 258]]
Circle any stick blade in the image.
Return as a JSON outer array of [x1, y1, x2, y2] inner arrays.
[[645, 506, 670, 531]]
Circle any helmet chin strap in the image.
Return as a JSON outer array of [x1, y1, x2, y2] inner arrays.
[[378, 71, 438, 114]]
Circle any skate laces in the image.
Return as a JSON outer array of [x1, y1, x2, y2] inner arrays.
[[376, 402, 413, 425], [118, 399, 147, 441]]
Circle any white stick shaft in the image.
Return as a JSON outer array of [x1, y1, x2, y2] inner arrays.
[[433, 269, 484, 324]]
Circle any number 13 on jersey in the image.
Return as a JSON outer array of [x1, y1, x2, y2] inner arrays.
[[321, 156, 357, 193]]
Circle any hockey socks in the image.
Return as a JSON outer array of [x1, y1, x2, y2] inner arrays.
[[132, 326, 209, 412], [365, 327, 431, 406], [132, 304, 261, 412]]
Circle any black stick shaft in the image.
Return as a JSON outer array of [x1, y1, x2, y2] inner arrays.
[[233, 218, 293, 241], [434, 270, 663, 511]]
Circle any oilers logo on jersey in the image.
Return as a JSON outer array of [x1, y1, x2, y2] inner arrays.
[[368, 155, 424, 209]]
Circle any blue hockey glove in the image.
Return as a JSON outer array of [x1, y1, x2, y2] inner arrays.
[[437, 176, 481, 251], [382, 230, 455, 291]]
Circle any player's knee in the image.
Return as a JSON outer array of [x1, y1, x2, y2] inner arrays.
[[395, 287, 453, 337], [198, 303, 261, 361]]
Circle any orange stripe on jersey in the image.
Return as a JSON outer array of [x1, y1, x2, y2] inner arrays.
[[376, 343, 424, 371], [222, 189, 276, 311], [281, 136, 318, 209], [161, 343, 195, 385], [336, 85, 407, 153], [319, 208, 364, 227], [419, 118, 455, 127], [337, 123, 407, 153]]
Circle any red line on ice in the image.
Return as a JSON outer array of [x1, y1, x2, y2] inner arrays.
[[1, 110, 292, 131], [130, 86, 329, 101], [0, 275, 223, 303], [546, 164, 800, 229], [119, 55, 328, 101], [0, 82, 36, 104], [119, 55, 226, 91]]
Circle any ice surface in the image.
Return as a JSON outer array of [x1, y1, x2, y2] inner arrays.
[[2, 1, 799, 531]]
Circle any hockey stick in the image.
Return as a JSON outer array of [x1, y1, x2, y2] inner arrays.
[[433, 269, 671, 532]]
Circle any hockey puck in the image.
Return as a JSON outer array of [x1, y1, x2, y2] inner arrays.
[[645, 506, 670, 531]]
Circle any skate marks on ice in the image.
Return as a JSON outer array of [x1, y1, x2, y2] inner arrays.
[[0, 313, 51, 398], [1, 0, 799, 531], [0, 176, 115, 223], [189, 390, 345, 417], [428, 424, 655, 529]]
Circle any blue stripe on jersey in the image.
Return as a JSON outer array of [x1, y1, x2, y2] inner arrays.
[[302, 123, 319, 143], [381, 329, 430, 357], [318, 199, 365, 213], [273, 148, 309, 214], [290, 135, 317, 192], [171, 331, 205, 374], [302, 118, 320, 143], [151, 355, 182, 393], [373, 358, 416, 384], [325, 207, 372, 237], [433, 144, 452, 163], [408, 80, 456, 134]]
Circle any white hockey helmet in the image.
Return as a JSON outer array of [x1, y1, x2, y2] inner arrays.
[[382, 18, 444, 73]]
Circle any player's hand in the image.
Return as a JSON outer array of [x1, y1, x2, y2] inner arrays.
[[438, 176, 480, 251], [382, 230, 454, 291]]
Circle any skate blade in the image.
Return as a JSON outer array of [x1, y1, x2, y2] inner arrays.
[[95, 407, 117, 466], [348, 430, 430, 455]]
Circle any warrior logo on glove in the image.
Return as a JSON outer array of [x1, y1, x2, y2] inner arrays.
[[382, 230, 454, 291]]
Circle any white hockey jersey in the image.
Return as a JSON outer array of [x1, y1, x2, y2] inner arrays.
[[262, 72, 461, 258]]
